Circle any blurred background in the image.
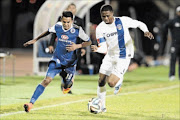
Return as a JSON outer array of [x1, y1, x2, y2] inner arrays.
[[0, 0, 180, 77]]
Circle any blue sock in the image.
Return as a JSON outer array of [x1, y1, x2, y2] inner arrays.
[[30, 84, 45, 104]]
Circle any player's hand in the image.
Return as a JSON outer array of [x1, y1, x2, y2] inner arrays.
[[66, 42, 77, 52], [23, 39, 37, 47], [48, 46, 54, 53], [91, 45, 98, 52], [144, 32, 154, 40], [81, 49, 86, 56]]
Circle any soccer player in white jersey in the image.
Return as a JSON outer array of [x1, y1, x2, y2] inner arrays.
[[23, 11, 91, 112], [91, 5, 154, 112]]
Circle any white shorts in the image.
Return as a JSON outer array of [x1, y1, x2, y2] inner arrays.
[[99, 54, 131, 80]]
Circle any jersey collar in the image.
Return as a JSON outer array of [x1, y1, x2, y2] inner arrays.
[[62, 24, 73, 32], [104, 17, 115, 26]]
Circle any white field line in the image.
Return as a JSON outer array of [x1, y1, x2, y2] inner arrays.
[[0, 85, 179, 117]]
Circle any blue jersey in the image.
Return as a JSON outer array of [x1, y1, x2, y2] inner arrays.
[[48, 22, 90, 67]]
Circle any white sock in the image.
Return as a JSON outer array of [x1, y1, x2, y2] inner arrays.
[[115, 77, 123, 88], [97, 86, 106, 109]]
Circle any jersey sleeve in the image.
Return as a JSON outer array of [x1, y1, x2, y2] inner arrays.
[[78, 27, 90, 41], [121, 16, 149, 33], [48, 22, 61, 33], [96, 26, 106, 44], [48, 24, 56, 33]]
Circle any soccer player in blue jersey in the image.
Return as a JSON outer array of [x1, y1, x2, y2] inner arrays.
[[91, 5, 154, 112], [23, 11, 91, 112]]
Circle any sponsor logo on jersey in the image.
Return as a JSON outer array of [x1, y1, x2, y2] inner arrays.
[[117, 24, 122, 30], [59, 38, 72, 43], [70, 28, 75, 33], [61, 35, 69, 40], [106, 32, 118, 37]]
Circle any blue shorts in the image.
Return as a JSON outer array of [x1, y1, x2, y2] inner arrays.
[[46, 61, 76, 79]]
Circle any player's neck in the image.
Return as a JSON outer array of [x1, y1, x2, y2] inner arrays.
[[106, 17, 114, 24], [110, 17, 114, 24], [62, 25, 73, 31]]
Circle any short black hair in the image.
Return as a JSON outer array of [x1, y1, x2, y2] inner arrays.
[[100, 4, 113, 13], [62, 11, 73, 19], [68, 3, 76, 8]]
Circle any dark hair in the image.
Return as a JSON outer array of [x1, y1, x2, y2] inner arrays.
[[100, 4, 113, 13], [68, 3, 76, 8], [62, 11, 73, 19]]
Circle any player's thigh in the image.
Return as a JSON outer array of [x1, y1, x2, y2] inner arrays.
[[112, 58, 131, 80], [99, 55, 113, 76], [46, 61, 61, 79]]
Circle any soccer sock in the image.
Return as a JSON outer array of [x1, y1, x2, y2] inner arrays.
[[97, 86, 106, 109], [30, 84, 45, 104], [115, 77, 123, 88]]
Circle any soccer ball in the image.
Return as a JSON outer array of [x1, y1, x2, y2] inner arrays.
[[88, 97, 102, 114]]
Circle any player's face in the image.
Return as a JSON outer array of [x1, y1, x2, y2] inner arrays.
[[101, 11, 114, 24], [61, 17, 73, 30], [67, 5, 76, 15]]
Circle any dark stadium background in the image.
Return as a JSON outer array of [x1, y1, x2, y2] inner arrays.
[[1, 0, 178, 55]]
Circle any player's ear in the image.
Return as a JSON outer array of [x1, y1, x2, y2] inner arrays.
[[71, 19, 73, 23], [111, 11, 114, 15], [61, 17, 63, 22]]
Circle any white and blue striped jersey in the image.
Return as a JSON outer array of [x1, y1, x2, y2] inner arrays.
[[48, 22, 90, 67], [96, 16, 149, 58]]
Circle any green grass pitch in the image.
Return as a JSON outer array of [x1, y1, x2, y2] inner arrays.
[[0, 66, 179, 120]]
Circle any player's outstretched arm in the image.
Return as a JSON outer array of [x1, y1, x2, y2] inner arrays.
[[23, 31, 50, 47], [23, 39, 37, 47], [66, 41, 92, 52], [144, 32, 154, 40], [80, 40, 92, 48]]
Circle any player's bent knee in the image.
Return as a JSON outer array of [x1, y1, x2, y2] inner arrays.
[[42, 78, 52, 87], [98, 78, 106, 87], [108, 81, 115, 88], [48, 61, 56, 67], [98, 74, 106, 87]]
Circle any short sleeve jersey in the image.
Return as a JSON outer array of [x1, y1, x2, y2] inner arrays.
[[48, 22, 90, 67]]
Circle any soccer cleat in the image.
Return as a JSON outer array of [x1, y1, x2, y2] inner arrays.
[[68, 90, 73, 94], [114, 84, 122, 95], [24, 103, 33, 112], [63, 88, 71, 94], [61, 84, 73, 94]]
